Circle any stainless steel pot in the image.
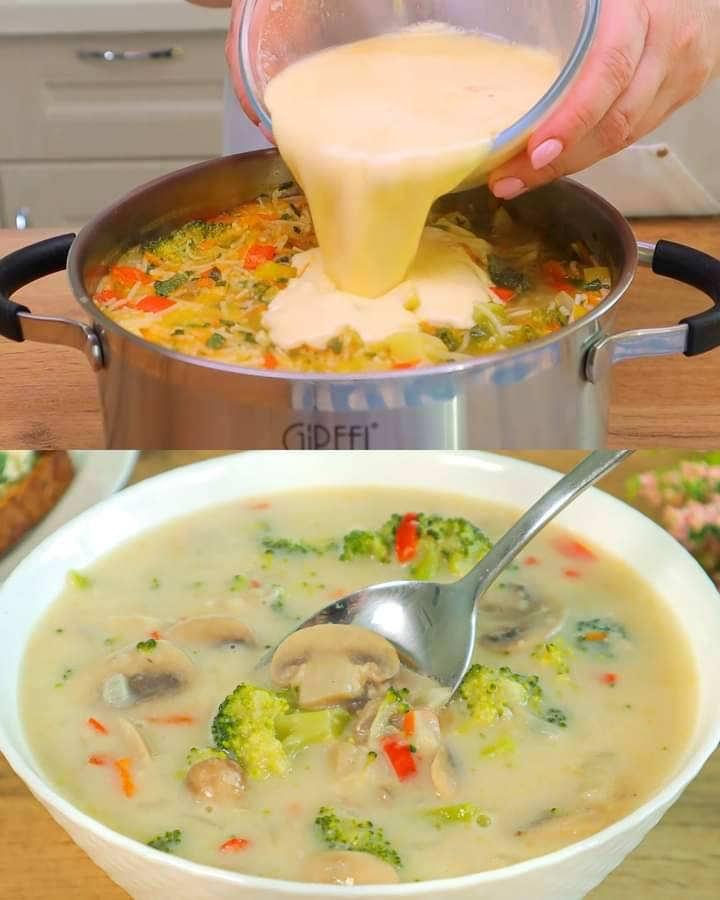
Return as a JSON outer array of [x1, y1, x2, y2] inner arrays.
[[2, 150, 719, 449]]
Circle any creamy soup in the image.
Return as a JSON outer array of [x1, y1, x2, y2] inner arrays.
[[22, 490, 696, 886], [265, 27, 559, 298]]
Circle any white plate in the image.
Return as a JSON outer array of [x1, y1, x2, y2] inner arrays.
[[0, 450, 139, 582]]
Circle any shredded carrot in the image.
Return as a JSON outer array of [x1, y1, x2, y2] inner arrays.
[[88, 754, 109, 766], [143, 251, 165, 267], [601, 672, 619, 686], [250, 502, 271, 510], [583, 631, 609, 642], [491, 286, 516, 302], [114, 757, 136, 798], [523, 555, 540, 566], [250, 578, 262, 588], [149, 629, 162, 641], [403, 711, 416, 737], [563, 569, 581, 579], [287, 802, 303, 816], [111, 266, 152, 287], [392, 360, 420, 370], [95, 289, 119, 303], [263, 352, 279, 369], [147, 715, 194, 725], [219, 837, 251, 853], [331, 587, 347, 600], [195, 277, 215, 288], [87, 717, 109, 735], [245, 243, 276, 270], [136, 295, 175, 314], [554, 536, 596, 561]]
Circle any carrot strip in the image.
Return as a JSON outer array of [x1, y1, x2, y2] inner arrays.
[[219, 837, 251, 853], [523, 555, 540, 566], [111, 266, 152, 287], [88, 754, 109, 766], [149, 630, 162, 641], [601, 673, 619, 686], [114, 758, 136, 798], [392, 360, 420, 370], [403, 711, 416, 737], [147, 715, 194, 725], [87, 717, 109, 735], [263, 352, 279, 369], [563, 569, 581, 579], [583, 631, 609, 642], [554, 536, 596, 561]]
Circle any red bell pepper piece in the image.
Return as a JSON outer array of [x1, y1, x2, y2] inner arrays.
[[382, 737, 417, 781], [395, 513, 419, 563]]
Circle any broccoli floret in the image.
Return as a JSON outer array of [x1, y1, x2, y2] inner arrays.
[[315, 807, 401, 867], [531, 638, 573, 678], [339, 513, 491, 579], [488, 254, 531, 293], [340, 514, 401, 563], [147, 830, 182, 853], [68, 570, 91, 589], [458, 664, 543, 726], [368, 687, 411, 745], [575, 619, 628, 657], [424, 804, 489, 828], [212, 683, 290, 780], [480, 734, 517, 759], [154, 273, 188, 296], [275, 708, 350, 755], [136, 639, 157, 653], [413, 514, 492, 578], [261, 536, 337, 556], [186, 747, 229, 769], [544, 708, 568, 728], [143, 221, 233, 266]]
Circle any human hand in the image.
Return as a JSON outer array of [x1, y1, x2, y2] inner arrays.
[[490, 0, 720, 200]]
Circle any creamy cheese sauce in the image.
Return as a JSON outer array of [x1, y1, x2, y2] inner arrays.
[[264, 26, 560, 351], [264, 226, 493, 350]]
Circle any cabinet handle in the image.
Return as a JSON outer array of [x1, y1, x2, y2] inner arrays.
[[15, 208, 31, 230], [75, 48, 182, 62]]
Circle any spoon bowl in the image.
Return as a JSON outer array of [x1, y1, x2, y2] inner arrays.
[[260, 450, 633, 693]]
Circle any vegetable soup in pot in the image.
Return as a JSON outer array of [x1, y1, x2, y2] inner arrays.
[[91, 185, 613, 374], [21, 489, 695, 886]]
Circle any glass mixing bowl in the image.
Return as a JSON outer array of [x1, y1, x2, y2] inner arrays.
[[237, 0, 601, 184]]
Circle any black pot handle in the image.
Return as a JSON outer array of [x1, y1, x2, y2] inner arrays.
[[0, 233, 76, 342], [651, 239, 720, 356]]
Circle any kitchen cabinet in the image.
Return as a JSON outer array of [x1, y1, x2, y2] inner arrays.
[[0, 18, 227, 229]]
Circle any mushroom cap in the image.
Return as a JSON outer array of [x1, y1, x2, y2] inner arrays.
[[301, 851, 400, 885], [91, 640, 194, 708], [270, 624, 400, 709], [167, 616, 256, 648], [185, 758, 246, 807], [477, 583, 565, 651]]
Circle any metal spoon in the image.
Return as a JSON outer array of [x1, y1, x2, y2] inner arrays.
[[260, 450, 633, 695]]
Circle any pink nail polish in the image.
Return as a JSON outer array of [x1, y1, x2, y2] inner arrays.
[[492, 177, 527, 200], [531, 138, 564, 170]]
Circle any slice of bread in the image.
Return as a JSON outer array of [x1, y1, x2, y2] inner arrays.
[[0, 451, 75, 558]]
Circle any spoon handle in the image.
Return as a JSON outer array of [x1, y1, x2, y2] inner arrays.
[[461, 450, 634, 599]]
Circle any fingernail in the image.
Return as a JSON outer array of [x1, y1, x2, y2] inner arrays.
[[531, 138, 564, 170], [492, 177, 527, 200]]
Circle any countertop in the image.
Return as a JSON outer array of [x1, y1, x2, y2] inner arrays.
[[1, 220, 720, 448], [0, 0, 230, 36], [0, 450, 717, 898]]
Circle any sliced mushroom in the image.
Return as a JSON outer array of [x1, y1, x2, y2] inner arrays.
[[270, 624, 400, 709], [352, 696, 384, 744], [115, 717, 152, 765], [477, 583, 565, 652], [93, 640, 193, 709], [301, 851, 400, 886], [431, 746, 458, 799], [411, 709, 442, 756], [167, 616, 256, 648], [185, 758, 246, 807]]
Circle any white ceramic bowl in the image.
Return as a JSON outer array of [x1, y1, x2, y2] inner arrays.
[[1, 452, 718, 900]]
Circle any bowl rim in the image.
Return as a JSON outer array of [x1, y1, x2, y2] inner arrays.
[[1, 450, 719, 897]]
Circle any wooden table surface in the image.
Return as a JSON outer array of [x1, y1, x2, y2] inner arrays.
[[0, 450, 717, 899], [1, 221, 720, 448]]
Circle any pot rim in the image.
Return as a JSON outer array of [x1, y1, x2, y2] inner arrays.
[[68, 151, 639, 383]]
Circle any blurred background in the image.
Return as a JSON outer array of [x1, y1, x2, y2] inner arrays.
[[0, 0, 230, 230]]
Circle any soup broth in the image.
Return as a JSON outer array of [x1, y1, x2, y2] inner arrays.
[[22, 489, 696, 885]]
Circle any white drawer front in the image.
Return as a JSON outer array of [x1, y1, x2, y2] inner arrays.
[[0, 32, 225, 161], [0, 160, 203, 229]]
